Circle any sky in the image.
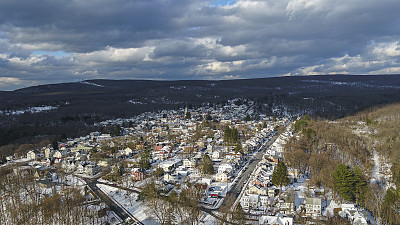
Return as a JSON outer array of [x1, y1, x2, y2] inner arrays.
[[0, 0, 400, 90]]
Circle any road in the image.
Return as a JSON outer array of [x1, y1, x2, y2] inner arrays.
[[86, 179, 132, 222], [218, 132, 279, 211]]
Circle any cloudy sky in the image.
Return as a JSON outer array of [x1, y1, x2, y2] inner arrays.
[[0, 0, 399, 90]]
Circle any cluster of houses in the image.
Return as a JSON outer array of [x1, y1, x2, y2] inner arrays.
[[238, 129, 327, 224], [19, 100, 297, 221], [24, 132, 113, 187], [238, 128, 370, 225], [5, 98, 375, 225]]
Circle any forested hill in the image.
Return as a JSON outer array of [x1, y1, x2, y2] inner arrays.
[[3, 74, 400, 118], [1, 74, 400, 157], [285, 103, 400, 224]]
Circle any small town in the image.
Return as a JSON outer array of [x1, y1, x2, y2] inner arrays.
[[1, 98, 381, 225], [1, 0, 400, 223]]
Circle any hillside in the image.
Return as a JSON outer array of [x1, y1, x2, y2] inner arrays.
[[1, 74, 400, 157], [285, 103, 400, 224]]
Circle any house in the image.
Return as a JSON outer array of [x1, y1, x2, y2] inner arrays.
[[339, 204, 368, 225], [305, 197, 322, 217], [131, 168, 145, 181], [98, 158, 111, 167], [44, 148, 53, 158], [212, 151, 220, 159], [34, 169, 53, 180], [248, 185, 268, 195], [163, 173, 179, 183], [183, 159, 196, 168], [77, 161, 99, 176], [158, 160, 182, 172], [270, 155, 280, 163], [118, 147, 134, 157], [268, 188, 279, 197], [259, 214, 293, 225], [207, 144, 214, 153], [53, 150, 64, 158], [215, 172, 229, 182], [123, 147, 134, 156], [240, 194, 269, 211], [217, 163, 234, 176], [85, 164, 99, 176], [61, 158, 77, 171], [278, 196, 295, 215], [27, 150, 42, 160], [252, 174, 270, 188]]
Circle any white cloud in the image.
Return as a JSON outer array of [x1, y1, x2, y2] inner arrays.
[[290, 41, 400, 76], [0, 0, 400, 90], [74, 46, 155, 65], [0, 77, 37, 90], [371, 41, 400, 58]]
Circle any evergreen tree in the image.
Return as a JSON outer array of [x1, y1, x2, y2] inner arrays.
[[185, 111, 191, 119], [202, 154, 214, 175], [51, 138, 59, 150], [333, 163, 355, 202], [353, 166, 367, 205], [235, 142, 243, 153], [272, 161, 290, 190], [223, 126, 239, 145], [333, 163, 367, 203]]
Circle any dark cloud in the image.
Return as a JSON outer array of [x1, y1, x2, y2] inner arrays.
[[0, 0, 400, 90]]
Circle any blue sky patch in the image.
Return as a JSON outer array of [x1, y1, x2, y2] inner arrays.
[[32, 50, 71, 58], [211, 0, 237, 6]]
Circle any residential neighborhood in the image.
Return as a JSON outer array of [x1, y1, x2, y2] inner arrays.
[[1, 99, 380, 224]]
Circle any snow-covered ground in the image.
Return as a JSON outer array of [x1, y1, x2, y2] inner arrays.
[[97, 184, 158, 225], [129, 100, 145, 104], [80, 81, 104, 87], [199, 212, 219, 225], [0, 105, 58, 115], [371, 149, 382, 184]]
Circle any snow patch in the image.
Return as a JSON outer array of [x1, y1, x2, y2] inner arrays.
[[0, 105, 58, 115], [80, 81, 104, 87]]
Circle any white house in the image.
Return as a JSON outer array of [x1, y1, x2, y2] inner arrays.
[[212, 151, 220, 159], [53, 150, 64, 158], [305, 197, 322, 217], [217, 163, 234, 176], [183, 159, 196, 168], [240, 194, 269, 211], [259, 214, 293, 225], [44, 148, 53, 158], [27, 150, 42, 160], [278, 196, 295, 215], [215, 172, 229, 182], [158, 160, 182, 172], [123, 147, 134, 156]]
